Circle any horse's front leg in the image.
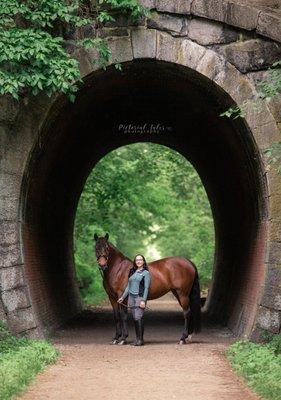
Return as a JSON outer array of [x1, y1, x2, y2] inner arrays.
[[109, 298, 122, 344], [118, 304, 129, 345]]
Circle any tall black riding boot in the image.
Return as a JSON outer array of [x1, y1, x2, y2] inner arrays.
[[139, 317, 144, 345], [134, 319, 144, 346], [130, 320, 140, 346]]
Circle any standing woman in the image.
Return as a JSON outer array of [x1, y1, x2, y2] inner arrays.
[[117, 254, 151, 346]]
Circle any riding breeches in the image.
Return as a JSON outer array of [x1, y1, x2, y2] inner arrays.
[[128, 293, 145, 320]]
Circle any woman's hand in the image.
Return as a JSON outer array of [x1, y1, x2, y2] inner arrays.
[[117, 297, 123, 304], [139, 300, 146, 309]]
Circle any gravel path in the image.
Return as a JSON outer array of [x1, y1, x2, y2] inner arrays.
[[18, 294, 260, 400]]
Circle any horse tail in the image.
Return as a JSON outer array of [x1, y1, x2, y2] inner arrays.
[[189, 267, 201, 334]]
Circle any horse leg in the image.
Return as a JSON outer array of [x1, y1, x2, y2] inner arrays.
[[109, 298, 122, 344], [171, 289, 191, 345], [118, 304, 129, 345]]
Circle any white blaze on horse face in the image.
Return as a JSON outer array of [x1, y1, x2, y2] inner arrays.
[[98, 256, 108, 266]]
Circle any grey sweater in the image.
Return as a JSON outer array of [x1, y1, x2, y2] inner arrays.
[[122, 268, 151, 301]]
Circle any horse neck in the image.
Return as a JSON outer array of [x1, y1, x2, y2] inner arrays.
[[106, 243, 130, 275]]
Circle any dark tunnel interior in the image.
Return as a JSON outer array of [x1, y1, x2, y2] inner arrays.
[[21, 59, 268, 338]]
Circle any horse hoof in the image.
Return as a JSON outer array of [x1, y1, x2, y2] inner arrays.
[[187, 334, 193, 343], [179, 339, 186, 345], [118, 339, 127, 345], [110, 339, 119, 345]]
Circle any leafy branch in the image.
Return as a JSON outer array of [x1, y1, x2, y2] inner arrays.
[[0, 0, 149, 101]]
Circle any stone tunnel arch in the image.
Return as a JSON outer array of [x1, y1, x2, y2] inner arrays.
[[0, 21, 281, 339]]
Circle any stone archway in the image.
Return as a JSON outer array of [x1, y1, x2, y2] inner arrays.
[[0, 12, 280, 339]]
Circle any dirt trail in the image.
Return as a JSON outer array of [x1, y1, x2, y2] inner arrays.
[[18, 294, 259, 400]]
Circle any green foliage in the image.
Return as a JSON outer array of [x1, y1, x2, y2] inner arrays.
[[0, 320, 59, 400], [0, 0, 148, 100], [220, 59, 281, 172], [74, 143, 215, 303], [264, 142, 281, 173], [258, 60, 281, 101], [75, 255, 107, 304], [226, 337, 281, 400]]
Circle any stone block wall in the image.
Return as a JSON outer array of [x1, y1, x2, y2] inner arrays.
[[0, 0, 281, 338]]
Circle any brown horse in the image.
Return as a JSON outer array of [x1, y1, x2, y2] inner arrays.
[[94, 233, 201, 345]]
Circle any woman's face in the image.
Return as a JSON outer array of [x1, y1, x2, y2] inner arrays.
[[135, 255, 144, 268]]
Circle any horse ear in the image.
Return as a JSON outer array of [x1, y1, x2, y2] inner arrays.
[[105, 233, 109, 241], [93, 233, 98, 241]]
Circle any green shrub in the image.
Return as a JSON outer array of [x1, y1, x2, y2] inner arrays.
[[226, 336, 281, 400], [0, 321, 59, 400], [75, 256, 107, 305]]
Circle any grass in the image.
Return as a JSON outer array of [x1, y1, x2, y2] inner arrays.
[[0, 321, 59, 400], [226, 334, 281, 400]]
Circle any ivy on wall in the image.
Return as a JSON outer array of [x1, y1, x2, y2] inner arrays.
[[0, 0, 149, 101]]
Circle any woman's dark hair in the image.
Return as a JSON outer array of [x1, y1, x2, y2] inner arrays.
[[132, 254, 149, 271]]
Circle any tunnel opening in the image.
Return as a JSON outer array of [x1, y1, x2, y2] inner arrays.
[[73, 141, 215, 308], [20, 59, 267, 338]]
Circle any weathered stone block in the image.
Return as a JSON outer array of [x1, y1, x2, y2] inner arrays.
[[257, 11, 281, 44], [156, 31, 181, 62], [0, 221, 22, 268], [213, 39, 281, 73], [22, 327, 43, 339], [191, 0, 227, 23], [266, 168, 281, 198], [0, 299, 7, 323], [264, 264, 281, 288], [269, 221, 281, 243], [0, 96, 20, 124], [268, 94, 281, 123], [7, 307, 37, 333], [261, 283, 281, 311], [0, 221, 19, 244], [156, 0, 192, 14], [139, 0, 156, 9], [225, 2, 259, 31], [0, 172, 22, 199], [214, 63, 254, 104], [147, 11, 188, 35], [196, 49, 225, 80], [245, 101, 276, 131], [131, 28, 157, 58], [106, 36, 134, 64], [2, 287, 30, 313], [187, 18, 239, 45], [252, 121, 280, 151], [256, 305, 281, 333], [178, 38, 206, 68], [157, 31, 206, 68], [265, 241, 281, 265], [0, 195, 19, 221], [0, 265, 25, 291]]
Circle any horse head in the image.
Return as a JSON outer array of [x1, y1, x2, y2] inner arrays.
[[94, 233, 110, 270]]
